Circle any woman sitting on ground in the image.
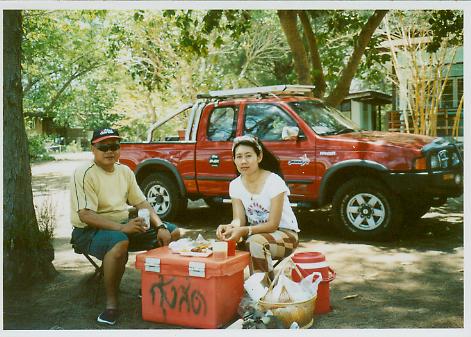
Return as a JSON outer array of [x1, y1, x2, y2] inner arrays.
[[216, 134, 300, 280]]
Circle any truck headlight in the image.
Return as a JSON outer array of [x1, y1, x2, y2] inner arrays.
[[430, 150, 450, 169], [430, 154, 440, 169], [437, 149, 449, 168], [451, 152, 460, 166]]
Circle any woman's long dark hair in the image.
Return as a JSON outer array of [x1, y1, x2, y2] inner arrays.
[[232, 139, 284, 179]]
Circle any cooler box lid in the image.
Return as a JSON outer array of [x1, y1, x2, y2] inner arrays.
[[135, 247, 249, 278]]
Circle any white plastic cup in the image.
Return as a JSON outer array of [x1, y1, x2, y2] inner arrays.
[[212, 241, 228, 259], [138, 208, 150, 229]]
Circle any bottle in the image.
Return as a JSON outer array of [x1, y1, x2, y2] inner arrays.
[[138, 208, 150, 230]]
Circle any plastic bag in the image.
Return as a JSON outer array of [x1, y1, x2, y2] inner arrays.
[[195, 234, 210, 245], [263, 268, 321, 304], [169, 235, 213, 253], [279, 274, 310, 302], [244, 273, 269, 302], [264, 275, 306, 303], [169, 238, 193, 253], [300, 271, 322, 297]]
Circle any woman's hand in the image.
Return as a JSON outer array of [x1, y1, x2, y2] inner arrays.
[[216, 224, 233, 240], [221, 226, 247, 242]]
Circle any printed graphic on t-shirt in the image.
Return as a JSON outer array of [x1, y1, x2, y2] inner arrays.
[[247, 200, 269, 225]]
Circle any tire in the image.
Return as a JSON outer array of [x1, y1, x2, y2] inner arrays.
[[332, 178, 403, 241], [140, 173, 187, 221]]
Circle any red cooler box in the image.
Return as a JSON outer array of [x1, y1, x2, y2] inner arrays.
[[135, 247, 250, 328]]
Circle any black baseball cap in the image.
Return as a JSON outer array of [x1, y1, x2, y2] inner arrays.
[[91, 128, 121, 144]]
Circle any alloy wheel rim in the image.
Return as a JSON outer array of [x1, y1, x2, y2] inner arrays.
[[346, 192, 385, 231], [147, 184, 170, 215]]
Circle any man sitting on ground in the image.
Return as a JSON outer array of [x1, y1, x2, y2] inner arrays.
[[70, 127, 180, 325]]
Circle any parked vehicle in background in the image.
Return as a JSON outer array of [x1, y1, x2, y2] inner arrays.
[[119, 85, 463, 241]]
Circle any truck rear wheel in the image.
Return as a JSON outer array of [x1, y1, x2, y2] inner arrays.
[[140, 173, 187, 221], [332, 178, 403, 241]]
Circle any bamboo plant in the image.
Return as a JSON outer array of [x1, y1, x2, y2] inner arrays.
[[384, 12, 462, 138]]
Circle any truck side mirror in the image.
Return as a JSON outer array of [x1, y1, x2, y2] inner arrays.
[[282, 126, 300, 141]]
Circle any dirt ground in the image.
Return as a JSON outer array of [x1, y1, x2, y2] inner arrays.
[[3, 152, 465, 331]]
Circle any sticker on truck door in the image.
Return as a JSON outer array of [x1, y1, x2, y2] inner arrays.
[[209, 154, 220, 167], [288, 154, 310, 166]]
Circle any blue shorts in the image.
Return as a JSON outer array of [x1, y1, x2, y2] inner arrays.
[[71, 221, 178, 261]]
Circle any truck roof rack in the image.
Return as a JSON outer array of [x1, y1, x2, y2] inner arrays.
[[196, 85, 315, 99]]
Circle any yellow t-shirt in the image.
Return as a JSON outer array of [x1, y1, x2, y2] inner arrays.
[[70, 161, 146, 228]]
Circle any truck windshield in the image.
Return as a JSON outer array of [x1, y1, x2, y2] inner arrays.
[[288, 100, 360, 136]]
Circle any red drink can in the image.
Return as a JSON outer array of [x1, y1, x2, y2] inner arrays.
[[227, 240, 236, 256]]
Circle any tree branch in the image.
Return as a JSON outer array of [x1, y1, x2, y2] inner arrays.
[[298, 11, 326, 98], [277, 10, 311, 85], [325, 10, 388, 106], [43, 61, 102, 116]]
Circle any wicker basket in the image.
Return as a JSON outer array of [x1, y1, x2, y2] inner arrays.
[[258, 295, 316, 328], [257, 258, 317, 329]]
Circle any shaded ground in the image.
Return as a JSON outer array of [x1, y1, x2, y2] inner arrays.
[[3, 152, 465, 330]]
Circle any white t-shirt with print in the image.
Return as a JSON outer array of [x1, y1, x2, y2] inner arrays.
[[229, 172, 300, 232]]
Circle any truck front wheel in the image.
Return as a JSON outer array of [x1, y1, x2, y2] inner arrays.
[[140, 173, 187, 221], [332, 178, 403, 241]]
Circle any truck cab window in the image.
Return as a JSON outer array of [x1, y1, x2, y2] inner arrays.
[[244, 103, 299, 140], [207, 106, 238, 141]]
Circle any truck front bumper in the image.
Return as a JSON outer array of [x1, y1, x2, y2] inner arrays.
[[382, 168, 463, 198]]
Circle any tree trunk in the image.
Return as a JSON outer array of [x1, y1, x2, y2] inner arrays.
[[3, 10, 56, 289], [298, 11, 326, 98], [325, 10, 388, 106], [277, 10, 311, 85]]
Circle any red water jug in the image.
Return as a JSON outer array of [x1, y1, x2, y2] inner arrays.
[[292, 252, 335, 314]]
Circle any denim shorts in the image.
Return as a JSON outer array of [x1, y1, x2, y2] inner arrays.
[[71, 221, 178, 261]]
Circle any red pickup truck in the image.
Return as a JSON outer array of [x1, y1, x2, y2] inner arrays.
[[119, 85, 463, 241]]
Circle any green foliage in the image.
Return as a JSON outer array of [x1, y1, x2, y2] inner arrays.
[[22, 10, 124, 129], [427, 10, 463, 53], [27, 133, 54, 162], [64, 140, 83, 153], [307, 10, 389, 92], [163, 10, 251, 57], [118, 117, 150, 142], [21, 9, 458, 142], [35, 197, 57, 243], [386, 10, 463, 57], [53, 75, 121, 129]]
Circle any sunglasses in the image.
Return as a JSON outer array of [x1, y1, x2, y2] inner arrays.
[[94, 143, 120, 152]]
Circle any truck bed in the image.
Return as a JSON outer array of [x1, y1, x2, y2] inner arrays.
[[119, 142, 196, 184]]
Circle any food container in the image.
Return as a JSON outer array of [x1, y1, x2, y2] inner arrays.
[[135, 246, 250, 328]]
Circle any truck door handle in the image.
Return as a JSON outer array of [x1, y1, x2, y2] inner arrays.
[[209, 154, 220, 167]]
